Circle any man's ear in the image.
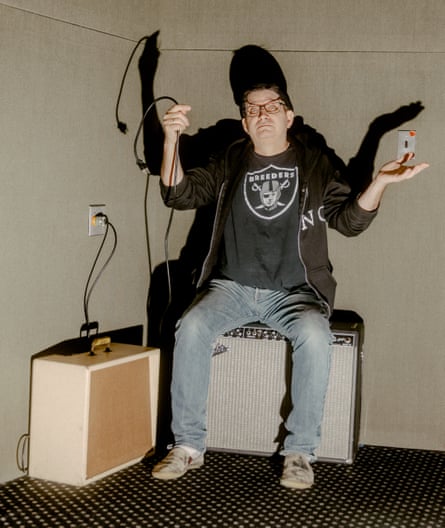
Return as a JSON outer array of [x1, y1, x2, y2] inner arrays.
[[242, 117, 249, 134], [286, 110, 295, 129]]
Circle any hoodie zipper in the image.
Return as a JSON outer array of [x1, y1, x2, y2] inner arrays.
[[197, 180, 227, 287], [297, 179, 331, 316]]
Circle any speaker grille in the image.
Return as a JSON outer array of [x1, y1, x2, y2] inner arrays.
[[207, 328, 360, 463], [208, 337, 288, 455], [317, 335, 358, 461]]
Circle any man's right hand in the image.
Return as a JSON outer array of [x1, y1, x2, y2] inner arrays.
[[162, 104, 192, 143], [160, 104, 191, 186]]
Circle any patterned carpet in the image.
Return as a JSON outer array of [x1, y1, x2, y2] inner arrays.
[[1, 445, 444, 527]]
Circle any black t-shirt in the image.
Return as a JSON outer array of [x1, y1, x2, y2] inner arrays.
[[217, 145, 306, 292]]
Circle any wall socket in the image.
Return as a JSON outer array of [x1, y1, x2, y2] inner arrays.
[[88, 204, 106, 236], [397, 130, 416, 161]]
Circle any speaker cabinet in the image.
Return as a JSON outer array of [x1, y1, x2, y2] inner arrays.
[[207, 313, 363, 463], [28, 343, 160, 485]]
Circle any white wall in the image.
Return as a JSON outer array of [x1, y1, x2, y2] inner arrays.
[[1, 0, 444, 482]]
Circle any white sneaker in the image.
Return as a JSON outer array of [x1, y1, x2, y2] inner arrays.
[[280, 453, 314, 489], [152, 447, 204, 480]]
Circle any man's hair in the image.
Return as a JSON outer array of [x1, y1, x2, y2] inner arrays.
[[241, 83, 294, 117]]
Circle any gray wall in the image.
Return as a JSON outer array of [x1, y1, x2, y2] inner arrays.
[[1, 0, 444, 482]]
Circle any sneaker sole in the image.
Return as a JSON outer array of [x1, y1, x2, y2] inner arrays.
[[152, 458, 204, 481], [280, 478, 313, 490]]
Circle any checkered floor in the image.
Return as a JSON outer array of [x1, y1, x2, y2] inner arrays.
[[1, 446, 444, 527]]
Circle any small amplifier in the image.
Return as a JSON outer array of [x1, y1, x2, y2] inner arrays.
[[29, 342, 160, 485], [207, 311, 363, 464]]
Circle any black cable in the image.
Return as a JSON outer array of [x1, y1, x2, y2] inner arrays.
[[163, 130, 181, 307], [130, 96, 179, 325], [143, 172, 153, 279], [114, 35, 180, 310], [16, 433, 29, 473], [115, 35, 150, 134], [133, 96, 178, 171], [81, 216, 118, 335], [115, 42, 180, 340]]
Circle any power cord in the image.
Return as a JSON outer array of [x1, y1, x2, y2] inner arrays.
[[115, 36, 181, 338], [128, 94, 180, 322], [162, 130, 181, 308], [16, 433, 29, 473], [115, 35, 150, 134], [80, 214, 117, 337]]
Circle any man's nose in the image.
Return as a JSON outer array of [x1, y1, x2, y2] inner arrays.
[[258, 106, 269, 117]]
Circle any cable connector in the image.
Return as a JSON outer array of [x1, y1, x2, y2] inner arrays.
[[136, 158, 148, 171], [80, 321, 99, 338], [117, 120, 128, 134], [93, 212, 108, 228]]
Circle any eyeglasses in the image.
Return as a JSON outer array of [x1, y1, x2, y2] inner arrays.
[[244, 97, 286, 117]]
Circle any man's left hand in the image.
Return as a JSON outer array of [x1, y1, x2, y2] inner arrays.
[[376, 152, 429, 185]]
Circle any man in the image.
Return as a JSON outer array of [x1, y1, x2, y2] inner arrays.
[[152, 84, 428, 489]]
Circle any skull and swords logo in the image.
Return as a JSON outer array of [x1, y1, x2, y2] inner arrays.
[[243, 164, 298, 220]]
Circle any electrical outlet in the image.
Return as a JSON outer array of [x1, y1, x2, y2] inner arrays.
[[88, 204, 106, 236], [397, 130, 416, 161]]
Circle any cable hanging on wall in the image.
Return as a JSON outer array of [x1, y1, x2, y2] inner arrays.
[[115, 36, 181, 310], [132, 95, 178, 171], [80, 215, 117, 338], [132, 95, 179, 305], [115, 35, 150, 135], [115, 33, 185, 345]]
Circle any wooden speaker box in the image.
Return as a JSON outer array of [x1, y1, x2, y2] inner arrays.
[[28, 343, 160, 485]]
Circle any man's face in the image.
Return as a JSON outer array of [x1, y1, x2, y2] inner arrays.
[[241, 88, 294, 147]]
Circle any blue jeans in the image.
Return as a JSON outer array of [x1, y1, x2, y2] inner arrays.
[[170, 279, 333, 459]]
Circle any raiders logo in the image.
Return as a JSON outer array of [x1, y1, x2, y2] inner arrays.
[[243, 164, 298, 220]]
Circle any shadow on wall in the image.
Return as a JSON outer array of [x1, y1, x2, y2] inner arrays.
[[136, 31, 424, 452]]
